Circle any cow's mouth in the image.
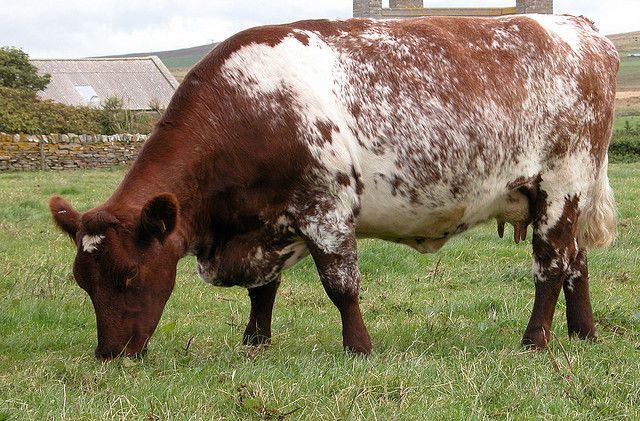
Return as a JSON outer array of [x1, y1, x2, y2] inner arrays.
[[94, 343, 149, 361]]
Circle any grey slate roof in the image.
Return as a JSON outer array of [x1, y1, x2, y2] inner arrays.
[[30, 56, 179, 110]]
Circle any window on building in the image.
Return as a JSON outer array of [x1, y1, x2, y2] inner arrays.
[[74, 85, 99, 106]]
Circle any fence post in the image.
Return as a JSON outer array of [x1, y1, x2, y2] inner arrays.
[[39, 139, 46, 171]]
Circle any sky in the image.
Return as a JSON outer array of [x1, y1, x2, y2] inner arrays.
[[2, 0, 639, 58]]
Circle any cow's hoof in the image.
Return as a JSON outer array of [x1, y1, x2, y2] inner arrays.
[[344, 345, 372, 355], [242, 333, 271, 347], [344, 337, 373, 355], [568, 328, 597, 341], [521, 327, 549, 350]]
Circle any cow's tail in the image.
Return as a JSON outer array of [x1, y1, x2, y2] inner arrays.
[[578, 157, 617, 249]]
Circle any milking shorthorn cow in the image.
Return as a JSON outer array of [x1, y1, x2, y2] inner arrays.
[[50, 14, 618, 359]]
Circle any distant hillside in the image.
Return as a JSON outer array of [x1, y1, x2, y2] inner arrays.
[[607, 32, 640, 93], [108, 43, 217, 70], [608, 31, 640, 53]]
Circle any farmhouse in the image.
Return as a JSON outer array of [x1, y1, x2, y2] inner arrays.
[[30, 56, 179, 110], [354, 0, 553, 18]]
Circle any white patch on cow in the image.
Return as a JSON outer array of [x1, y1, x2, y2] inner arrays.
[[275, 215, 290, 227], [196, 259, 220, 286], [279, 240, 309, 270], [297, 198, 355, 255], [491, 27, 515, 50], [528, 14, 582, 55], [532, 260, 546, 283], [254, 246, 264, 261], [537, 149, 594, 238], [82, 234, 104, 253], [221, 31, 361, 179]]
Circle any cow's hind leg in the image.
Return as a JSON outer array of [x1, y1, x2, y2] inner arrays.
[[563, 250, 596, 340], [522, 189, 586, 349], [243, 279, 280, 346]]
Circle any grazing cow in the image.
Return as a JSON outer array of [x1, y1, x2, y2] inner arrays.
[[50, 14, 618, 359]]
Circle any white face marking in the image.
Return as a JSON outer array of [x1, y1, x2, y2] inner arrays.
[[82, 235, 105, 253]]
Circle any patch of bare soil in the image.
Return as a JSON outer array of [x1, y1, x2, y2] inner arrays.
[[615, 92, 640, 114]]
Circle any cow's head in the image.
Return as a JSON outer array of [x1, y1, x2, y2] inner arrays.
[[49, 194, 181, 360]]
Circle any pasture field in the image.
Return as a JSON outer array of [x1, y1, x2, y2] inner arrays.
[[613, 114, 640, 131], [0, 164, 639, 420], [617, 56, 640, 93]]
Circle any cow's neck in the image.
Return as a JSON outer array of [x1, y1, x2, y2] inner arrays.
[[106, 128, 214, 257]]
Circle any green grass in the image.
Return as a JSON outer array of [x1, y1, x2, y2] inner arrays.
[[1, 165, 639, 419], [617, 55, 640, 92], [613, 115, 640, 131], [610, 117, 640, 163]]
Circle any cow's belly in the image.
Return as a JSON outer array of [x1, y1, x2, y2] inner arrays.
[[354, 177, 530, 252]]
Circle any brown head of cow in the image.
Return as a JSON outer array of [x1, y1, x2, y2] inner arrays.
[[49, 194, 180, 359]]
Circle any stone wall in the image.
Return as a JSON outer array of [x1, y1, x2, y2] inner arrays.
[[0, 133, 148, 171], [389, 0, 423, 8], [354, 0, 553, 18], [353, 0, 382, 18], [516, 0, 553, 14]]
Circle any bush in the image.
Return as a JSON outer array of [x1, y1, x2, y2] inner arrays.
[[0, 88, 160, 135], [0, 86, 101, 134], [98, 96, 158, 135], [609, 122, 640, 163]]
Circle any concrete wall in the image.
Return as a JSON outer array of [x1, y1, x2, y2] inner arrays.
[[0, 133, 148, 171]]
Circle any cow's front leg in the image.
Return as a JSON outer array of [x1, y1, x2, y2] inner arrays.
[[300, 215, 372, 354], [243, 279, 280, 346], [563, 250, 596, 340], [522, 192, 582, 349], [312, 240, 371, 354]]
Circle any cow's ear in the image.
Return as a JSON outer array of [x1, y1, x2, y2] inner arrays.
[[139, 193, 179, 242], [49, 196, 81, 241]]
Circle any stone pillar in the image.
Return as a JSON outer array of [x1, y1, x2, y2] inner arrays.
[[389, 0, 423, 8], [353, 0, 382, 18], [516, 0, 553, 14]]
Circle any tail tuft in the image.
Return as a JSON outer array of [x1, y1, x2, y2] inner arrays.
[[578, 160, 617, 249]]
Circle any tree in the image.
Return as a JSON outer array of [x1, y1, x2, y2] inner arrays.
[[0, 47, 50, 92]]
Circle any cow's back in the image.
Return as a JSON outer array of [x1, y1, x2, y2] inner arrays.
[[174, 15, 618, 241]]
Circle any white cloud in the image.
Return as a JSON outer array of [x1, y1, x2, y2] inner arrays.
[[1, 0, 638, 58], [554, 0, 640, 35]]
